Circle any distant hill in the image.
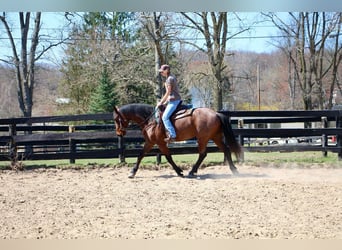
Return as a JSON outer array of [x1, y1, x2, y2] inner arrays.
[[0, 64, 61, 118]]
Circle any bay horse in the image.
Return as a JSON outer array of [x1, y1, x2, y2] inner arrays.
[[113, 103, 241, 178]]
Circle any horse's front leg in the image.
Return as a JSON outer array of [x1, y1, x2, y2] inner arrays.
[[128, 142, 153, 178], [158, 144, 183, 177], [164, 154, 184, 177]]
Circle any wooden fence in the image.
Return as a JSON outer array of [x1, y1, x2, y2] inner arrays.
[[223, 110, 342, 161], [0, 109, 341, 164]]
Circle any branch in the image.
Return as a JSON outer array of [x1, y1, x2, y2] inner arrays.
[[0, 14, 20, 65], [34, 38, 69, 61], [180, 12, 205, 34]]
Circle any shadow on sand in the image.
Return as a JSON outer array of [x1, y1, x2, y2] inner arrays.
[[157, 172, 268, 180]]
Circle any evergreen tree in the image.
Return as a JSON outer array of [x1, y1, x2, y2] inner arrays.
[[60, 12, 186, 113], [89, 66, 117, 113]]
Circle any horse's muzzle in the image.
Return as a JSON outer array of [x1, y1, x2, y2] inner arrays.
[[116, 129, 126, 136]]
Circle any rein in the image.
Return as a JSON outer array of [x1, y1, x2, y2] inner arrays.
[[137, 106, 159, 128]]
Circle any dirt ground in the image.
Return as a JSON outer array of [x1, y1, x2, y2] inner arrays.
[[0, 163, 342, 239]]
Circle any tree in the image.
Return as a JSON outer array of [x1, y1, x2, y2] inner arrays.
[[59, 25, 99, 114], [180, 12, 249, 110], [60, 12, 158, 113], [264, 12, 342, 110], [82, 12, 136, 43], [139, 12, 187, 101], [184, 60, 215, 107], [326, 13, 342, 109], [140, 12, 167, 99], [0, 12, 65, 117], [89, 66, 118, 113]]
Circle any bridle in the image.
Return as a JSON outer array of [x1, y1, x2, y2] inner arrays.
[[117, 116, 128, 132], [113, 107, 129, 135], [138, 107, 158, 127], [114, 105, 159, 134]]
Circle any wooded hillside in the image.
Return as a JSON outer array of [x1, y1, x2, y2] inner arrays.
[[1, 12, 342, 119], [1, 48, 341, 118], [0, 64, 60, 118]]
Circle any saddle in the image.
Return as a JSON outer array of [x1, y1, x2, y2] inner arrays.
[[156, 102, 194, 124]]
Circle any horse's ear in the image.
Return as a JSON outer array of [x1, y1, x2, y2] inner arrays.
[[113, 106, 125, 121]]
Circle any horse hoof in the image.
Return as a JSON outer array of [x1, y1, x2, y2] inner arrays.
[[128, 173, 135, 178], [232, 169, 239, 175], [177, 173, 184, 178], [187, 172, 197, 178]]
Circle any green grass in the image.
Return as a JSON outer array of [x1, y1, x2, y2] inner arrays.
[[243, 151, 339, 164], [0, 151, 340, 170], [0, 154, 225, 170]]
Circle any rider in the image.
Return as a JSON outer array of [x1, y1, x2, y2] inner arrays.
[[157, 64, 182, 143]]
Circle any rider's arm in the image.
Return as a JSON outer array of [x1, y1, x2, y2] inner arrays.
[[158, 82, 173, 106]]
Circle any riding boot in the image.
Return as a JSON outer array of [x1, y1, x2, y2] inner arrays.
[[164, 132, 175, 143]]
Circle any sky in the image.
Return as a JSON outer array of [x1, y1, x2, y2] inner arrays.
[[0, 12, 281, 65], [1, 0, 341, 12], [0, 13, 70, 65]]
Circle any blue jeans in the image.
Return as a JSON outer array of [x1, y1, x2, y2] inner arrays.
[[162, 100, 181, 138]]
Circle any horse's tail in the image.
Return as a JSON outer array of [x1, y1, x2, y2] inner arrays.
[[216, 113, 242, 160]]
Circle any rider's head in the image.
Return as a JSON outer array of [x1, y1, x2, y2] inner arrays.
[[158, 64, 170, 76]]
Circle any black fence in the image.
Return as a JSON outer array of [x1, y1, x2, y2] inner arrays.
[[0, 109, 341, 164], [222, 110, 342, 161]]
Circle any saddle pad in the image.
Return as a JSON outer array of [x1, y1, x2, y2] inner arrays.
[[155, 105, 195, 123]]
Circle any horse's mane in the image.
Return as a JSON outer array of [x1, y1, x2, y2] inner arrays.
[[119, 103, 155, 120]]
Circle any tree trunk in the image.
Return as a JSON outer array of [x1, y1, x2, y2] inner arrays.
[[181, 12, 230, 111], [1, 12, 42, 157], [141, 12, 167, 101], [0, 12, 41, 118]]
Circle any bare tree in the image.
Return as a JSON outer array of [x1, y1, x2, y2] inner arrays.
[[326, 13, 342, 109], [180, 12, 249, 110], [139, 12, 181, 100], [0, 12, 65, 117], [264, 12, 342, 110], [184, 61, 215, 107]]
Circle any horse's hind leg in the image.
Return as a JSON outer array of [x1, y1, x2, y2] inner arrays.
[[188, 140, 208, 177], [188, 152, 207, 177], [225, 148, 239, 175]]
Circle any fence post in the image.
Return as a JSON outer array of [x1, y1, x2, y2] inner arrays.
[[337, 111, 342, 161], [238, 119, 245, 162], [118, 135, 125, 163], [9, 124, 17, 165], [321, 116, 328, 157], [69, 125, 76, 164], [156, 154, 161, 165]]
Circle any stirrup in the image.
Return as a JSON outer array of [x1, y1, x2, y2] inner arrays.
[[164, 137, 175, 143]]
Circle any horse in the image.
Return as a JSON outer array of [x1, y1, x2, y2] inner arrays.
[[113, 103, 241, 178]]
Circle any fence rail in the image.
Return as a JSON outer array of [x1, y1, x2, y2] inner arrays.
[[0, 109, 341, 164]]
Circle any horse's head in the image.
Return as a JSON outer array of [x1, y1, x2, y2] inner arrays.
[[113, 106, 129, 136]]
